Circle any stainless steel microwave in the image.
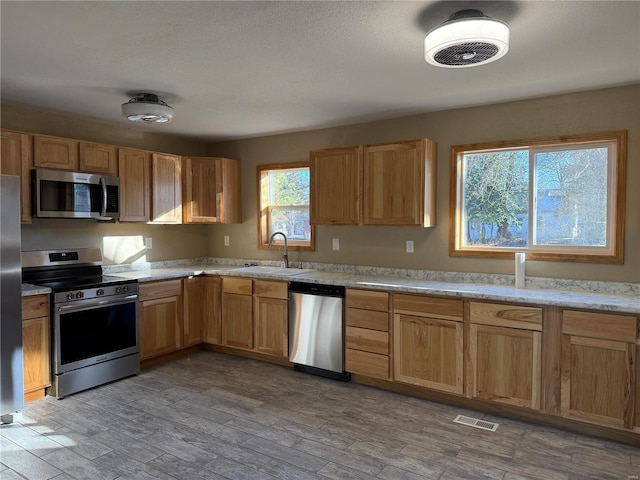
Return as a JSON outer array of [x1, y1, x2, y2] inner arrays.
[[32, 168, 120, 220]]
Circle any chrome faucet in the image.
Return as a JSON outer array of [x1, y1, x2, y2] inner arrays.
[[268, 231, 289, 268]]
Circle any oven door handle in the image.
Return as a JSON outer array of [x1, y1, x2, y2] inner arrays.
[[57, 294, 138, 312]]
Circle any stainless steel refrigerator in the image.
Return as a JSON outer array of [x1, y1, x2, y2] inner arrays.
[[1, 174, 24, 423]]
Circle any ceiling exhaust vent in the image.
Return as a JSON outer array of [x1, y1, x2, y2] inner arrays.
[[424, 10, 509, 68]]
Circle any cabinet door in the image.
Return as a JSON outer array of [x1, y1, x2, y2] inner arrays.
[[254, 296, 288, 357], [151, 153, 182, 223], [79, 142, 117, 175], [22, 316, 50, 401], [184, 276, 222, 346], [118, 148, 151, 222], [309, 146, 362, 225], [470, 324, 541, 409], [561, 335, 635, 429], [363, 139, 436, 226], [140, 295, 183, 360], [394, 314, 463, 394], [222, 293, 253, 349], [183, 156, 220, 223], [0, 129, 32, 223], [33, 134, 78, 170]]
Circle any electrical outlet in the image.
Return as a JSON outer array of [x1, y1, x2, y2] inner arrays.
[[224, 235, 230, 246], [332, 238, 340, 251], [406, 240, 414, 253], [145, 237, 153, 249]]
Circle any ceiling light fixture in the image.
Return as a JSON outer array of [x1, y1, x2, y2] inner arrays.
[[424, 9, 509, 68], [121, 93, 174, 123]]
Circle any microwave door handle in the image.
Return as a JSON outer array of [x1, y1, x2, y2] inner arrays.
[[99, 176, 107, 217]]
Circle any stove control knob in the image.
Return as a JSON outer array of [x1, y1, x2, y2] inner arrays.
[[96, 288, 105, 296], [115, 286, 122, 294], [123, 285, 129, 292], [66, 293, 74, 301], [75, 292, 84, 299]]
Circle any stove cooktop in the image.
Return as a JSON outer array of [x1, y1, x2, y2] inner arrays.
[[31, 274, 135, 292]]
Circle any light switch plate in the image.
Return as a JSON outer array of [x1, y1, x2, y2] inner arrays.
[[145, 237, 153, 249], [332, 238, 340, 250], [406, 240, 414, 253], [224, 235, 230, 246]]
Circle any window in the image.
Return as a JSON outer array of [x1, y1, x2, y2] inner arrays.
[[257, 162, 314, 251], [450, 131, 626, 263]]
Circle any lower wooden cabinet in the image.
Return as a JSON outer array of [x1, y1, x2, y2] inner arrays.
[[345, 289, 390, 379], [221, 277, 289, 357], [469, 302, 542, 410], [254, 280, 288, 357], [21, 295, 50, 402], [183, 276, 221, 346], [561, 310, 637, 429], [393, 294, 464, 394], [221, 278, 254, 349], [139, 279, 183, 360]]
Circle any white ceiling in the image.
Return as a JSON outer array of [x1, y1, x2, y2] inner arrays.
[[1, 1, 639, 142]]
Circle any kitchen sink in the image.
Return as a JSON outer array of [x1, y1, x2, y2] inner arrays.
[[233, 266, 315, 276]]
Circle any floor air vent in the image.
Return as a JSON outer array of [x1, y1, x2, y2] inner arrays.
[[453, 414, 499, 432]]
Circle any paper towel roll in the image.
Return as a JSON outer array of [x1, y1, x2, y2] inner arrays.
[[515, 252, 526, 289]]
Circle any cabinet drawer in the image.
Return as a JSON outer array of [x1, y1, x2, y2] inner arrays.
[[470, 302, 542, 331], [222, 277, 253, 295], [346, 348, 389, 379], [346, 289, 389, 311], [22, 295, 49, 320], [254, 280, 288, 299], [346, 308, 389, 331], [563, 310, 637, 343], [394, 294, 463, 321], [139, 279, 183, 301], [346, 326, 389, 354]]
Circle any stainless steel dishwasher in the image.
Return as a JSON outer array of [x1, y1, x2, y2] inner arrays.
[[288, 282, 350, 381]]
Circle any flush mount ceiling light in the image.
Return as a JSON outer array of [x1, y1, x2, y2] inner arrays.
[[121, 93, 174, 123], [424, 9, 509, 68]]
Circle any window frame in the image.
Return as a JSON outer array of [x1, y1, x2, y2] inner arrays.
[[449, 131, 627, 263], [257, 162, 314, 252]]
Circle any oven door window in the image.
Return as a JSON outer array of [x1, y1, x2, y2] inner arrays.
[[59, 302, 136, 365]]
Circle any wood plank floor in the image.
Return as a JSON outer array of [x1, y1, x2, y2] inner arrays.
[[1, 351, 639, 480]]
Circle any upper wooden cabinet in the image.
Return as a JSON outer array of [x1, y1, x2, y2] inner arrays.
[[79, 142, 117, 175], [309, 146, 362, 225], [363, 139, 436, 226], [151, 153, 182, 224], [0, 129, 32, 224], [183, 156, 241, 224], [118, 148, 151, 222], [469, 302, 543, 410], [34, 135, 118, 175], [561, 309, 637, 429], [33, 134, 78, 170], [309, 139, 436, 226]]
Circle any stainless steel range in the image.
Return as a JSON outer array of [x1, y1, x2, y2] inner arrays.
[[22, 248, 139, 398]]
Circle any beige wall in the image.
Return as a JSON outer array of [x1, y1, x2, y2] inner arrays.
[[3, 85, 638, 281], [207, 85, 640, 283]]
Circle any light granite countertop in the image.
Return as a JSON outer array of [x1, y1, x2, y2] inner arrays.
[[22, 261, 640, 314]]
